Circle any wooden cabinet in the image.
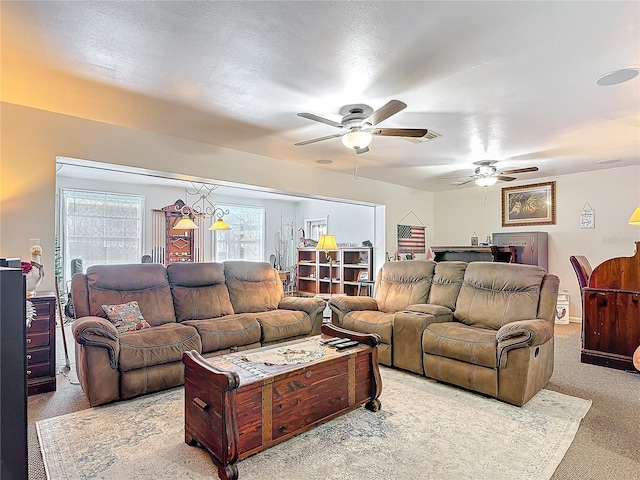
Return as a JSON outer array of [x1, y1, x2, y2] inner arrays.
[[151, 199, 199, 265], [27, 292, 57, 395], [1, 268, 28, 480], [582, 289, 640, 370], [296, 247, 372, 296]]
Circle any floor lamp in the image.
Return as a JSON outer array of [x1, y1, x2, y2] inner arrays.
[[317, 234, 339, 297]]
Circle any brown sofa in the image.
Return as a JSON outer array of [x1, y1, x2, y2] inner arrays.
[[71, 261, 325, 406], [329, 260, 559, 406]]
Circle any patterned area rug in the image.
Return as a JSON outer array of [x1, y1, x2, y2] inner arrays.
[[37, 367, 591, 480]]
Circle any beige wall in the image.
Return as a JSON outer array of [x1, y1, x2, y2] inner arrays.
[[0, 102, 434, 289], [434, 166, 640, 320]]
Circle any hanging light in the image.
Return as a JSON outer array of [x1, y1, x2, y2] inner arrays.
[[475, 176, 498, 187], [180, 183, 231, 230], [174, 216, 199, 230], [209, 216, 231, 230]]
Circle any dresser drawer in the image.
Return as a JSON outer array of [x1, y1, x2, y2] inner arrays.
[[27, 347, 50, 365], [27, 362, 52, 379], [26, 331, 50, 348], [27, 316, 51, 333]]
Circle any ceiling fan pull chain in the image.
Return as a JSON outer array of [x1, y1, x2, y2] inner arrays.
[[353, 157, 359, 181]]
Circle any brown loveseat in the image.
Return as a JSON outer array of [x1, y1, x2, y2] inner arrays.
[[71, 261, 325, 406], [329, 260, 559, 406]]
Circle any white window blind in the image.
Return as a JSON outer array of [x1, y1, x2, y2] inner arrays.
[[213, 204, 265, 262], [61, 189, 144, 281]]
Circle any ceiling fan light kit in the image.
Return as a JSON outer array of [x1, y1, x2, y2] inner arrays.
[[475, 176, 498, 187], [341, 130, 373, 150]]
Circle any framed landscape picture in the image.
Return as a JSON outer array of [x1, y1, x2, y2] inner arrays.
[[502, 181, 556, 227]]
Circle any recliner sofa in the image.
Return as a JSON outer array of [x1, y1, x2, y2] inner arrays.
[[71, 261, 325, 406], [329, 260, 559, 406]]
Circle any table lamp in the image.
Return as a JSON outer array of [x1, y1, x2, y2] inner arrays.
[[317, 234, 339, 296], [628, 207, 640, 225]]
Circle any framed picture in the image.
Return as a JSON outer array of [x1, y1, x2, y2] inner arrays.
[[357, 271, 369, 281], [501, 181, 556, 227]]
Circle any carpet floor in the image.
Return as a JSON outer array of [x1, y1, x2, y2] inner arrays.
[[36, 366, 590, 480]]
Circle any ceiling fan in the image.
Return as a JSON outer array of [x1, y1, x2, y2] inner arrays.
[[450, 161, 539, 187], [295, 100, 429, 154]]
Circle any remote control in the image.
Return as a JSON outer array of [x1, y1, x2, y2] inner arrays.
[[326, 338, 352, 346], [335, 340, 359, 350]]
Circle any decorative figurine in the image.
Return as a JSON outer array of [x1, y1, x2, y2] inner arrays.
[[22, 244, 44, 297]]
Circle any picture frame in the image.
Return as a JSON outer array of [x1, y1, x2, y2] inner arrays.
[[357, 271, 369, 281], [501, 181, 556, 227]]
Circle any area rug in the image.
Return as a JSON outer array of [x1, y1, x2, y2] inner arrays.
[[36, 367, 591, 480]]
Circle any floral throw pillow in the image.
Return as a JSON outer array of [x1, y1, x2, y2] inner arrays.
[[101, 301, 151, 334]]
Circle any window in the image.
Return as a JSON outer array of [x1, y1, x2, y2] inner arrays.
[[213, 204, 265, 262], [61, 189, 144, 281]]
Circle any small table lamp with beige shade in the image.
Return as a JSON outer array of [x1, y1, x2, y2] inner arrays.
[[316, 234, 339, 297], [628, 206, 640, 371]]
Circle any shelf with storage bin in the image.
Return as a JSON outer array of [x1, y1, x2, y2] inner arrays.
[[296, 246, 372, 296]]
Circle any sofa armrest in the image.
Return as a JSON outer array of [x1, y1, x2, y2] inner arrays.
[[496, 319, 554, 368], [278, 296, 325, 315], [72, 316, 120, 369], [406, 303, 453, 318], [328, 296, 379, 315]]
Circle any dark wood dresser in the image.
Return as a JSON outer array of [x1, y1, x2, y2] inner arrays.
[[27, 291, 57, 395]]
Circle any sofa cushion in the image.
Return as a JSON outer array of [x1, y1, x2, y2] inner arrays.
[[428, 261, 467, 310], [224, 261, 284, 313], [342, 311, 393, 345], [422, 322, 498, 368], [256, 310, 312, 343], [167, 262, 234, 321], [375, 260, 436, 313], [454, 262, 546, 330], [182, 313, 261, 353], [118, 323, 202, 372], [86, 264, 176, 326], [101, 301, 151, 334]]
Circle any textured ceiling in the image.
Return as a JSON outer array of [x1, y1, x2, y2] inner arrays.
[[2, 1, 639, 192]]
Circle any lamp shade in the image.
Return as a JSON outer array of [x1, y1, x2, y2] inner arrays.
[[341, 130, 373, 150], [628, 207, 640, 225], [316, 234, 338, 251], [174, 217, 199, 230], [209, 218, 231, 230], [475, 176, 498, 187]]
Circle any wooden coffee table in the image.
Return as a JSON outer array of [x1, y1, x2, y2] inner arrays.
[[183, 324, 382, 480]]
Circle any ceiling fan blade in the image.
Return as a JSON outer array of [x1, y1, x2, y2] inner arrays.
[[297, 113, 344, 129], [500, 166, 539, 175], [373, 128, 428, 137], [355, 146, 369, 155], [451, 178, 477, 186], [294, 133, 344, 146], [497, 175, 517, 182], [365, 100, 407, 126]]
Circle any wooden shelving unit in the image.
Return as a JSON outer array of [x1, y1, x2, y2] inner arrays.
[[296, 247, 372, 296]]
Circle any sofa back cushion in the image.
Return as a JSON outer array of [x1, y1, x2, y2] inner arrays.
[[167, 262, 234, 321], [84, 264, 176, 326], [454, 262, 546, 330], [428, 261, 467, 310], [375, 260, 436, 313], [224, 261, 284, 313]]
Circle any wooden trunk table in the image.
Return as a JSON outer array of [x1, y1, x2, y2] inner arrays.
[[183, 324, 382, 480]]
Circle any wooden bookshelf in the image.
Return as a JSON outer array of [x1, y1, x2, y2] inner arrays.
[[296, 247, 372, 296]]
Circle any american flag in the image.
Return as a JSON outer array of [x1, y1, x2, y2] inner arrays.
[[397, 225, 425, 253]]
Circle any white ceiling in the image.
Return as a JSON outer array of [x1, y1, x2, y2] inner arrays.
[[2, 1, 639, 192]]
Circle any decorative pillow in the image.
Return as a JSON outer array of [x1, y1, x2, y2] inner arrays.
[[101, 301, 151, 334]]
